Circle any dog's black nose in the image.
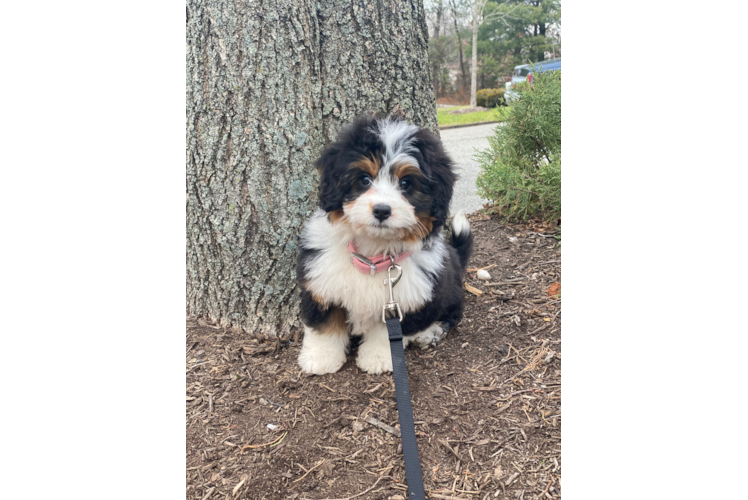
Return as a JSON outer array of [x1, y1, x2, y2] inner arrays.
[[372, 204, 391, 221]]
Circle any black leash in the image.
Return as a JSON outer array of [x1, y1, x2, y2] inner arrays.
[[386, 319, 426, 500], [379, 260, 426, 500]]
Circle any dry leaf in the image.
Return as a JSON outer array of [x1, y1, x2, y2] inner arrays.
[[546, 282, 561, 297]]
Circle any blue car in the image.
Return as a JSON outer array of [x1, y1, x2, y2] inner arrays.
[[505, 58, 561, 103]]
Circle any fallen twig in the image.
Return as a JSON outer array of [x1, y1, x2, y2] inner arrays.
[[300, 473, 387, 500], [439, 439, 466, 462], [466, 264, 496, 272], [428, 494, 472, 500], [241, 431, 287, 451], [540, 479, 553, 497], [364, 416, 400, 437], [263, 395, 282, 408], [293, 459, 325, 483]]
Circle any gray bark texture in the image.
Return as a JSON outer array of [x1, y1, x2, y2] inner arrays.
[[186, 0, 437, 339]]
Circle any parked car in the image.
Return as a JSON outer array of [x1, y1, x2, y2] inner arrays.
[[505, 58, 561, 103]]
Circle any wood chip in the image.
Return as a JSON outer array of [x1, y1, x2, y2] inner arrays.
[[364, 417, 400, 437], [232, 477, 247, 495], [465, 283, 483, 296], [363, 383, 383, 394]]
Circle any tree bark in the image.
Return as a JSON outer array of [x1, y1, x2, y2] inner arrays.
[[186, 0, 437, 338]]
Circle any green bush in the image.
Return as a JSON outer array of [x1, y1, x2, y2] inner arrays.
[[475, 68, 560, 222], [476, 88, 505, 108]]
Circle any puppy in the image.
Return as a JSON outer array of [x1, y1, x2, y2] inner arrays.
[[297, 115, 473, 375]]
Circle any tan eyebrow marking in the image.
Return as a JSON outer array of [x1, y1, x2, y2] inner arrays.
[[392, 162, 422, 179], [349, 155, 381, 178]]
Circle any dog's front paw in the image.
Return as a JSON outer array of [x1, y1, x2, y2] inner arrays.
[[298, 347, 346, 375], [298, 340, 347, 375], [356, 340, 392, 374]]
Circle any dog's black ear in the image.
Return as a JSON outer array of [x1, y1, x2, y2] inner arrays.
[[412, 129, 457, 229], [315, 115, 381, 212], [314, 142, 345, 212]]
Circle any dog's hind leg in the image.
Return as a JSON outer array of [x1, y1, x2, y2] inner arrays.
[[403, 322, 447, 348]]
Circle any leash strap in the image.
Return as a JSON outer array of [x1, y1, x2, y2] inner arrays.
[[386, 317, 426, 500]]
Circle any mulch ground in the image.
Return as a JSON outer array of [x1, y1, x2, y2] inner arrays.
[[186, 213, 561, 500]]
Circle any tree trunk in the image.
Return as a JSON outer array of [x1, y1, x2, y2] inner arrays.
[[186, 0, 437, 339], [470, 15, 478, 108]]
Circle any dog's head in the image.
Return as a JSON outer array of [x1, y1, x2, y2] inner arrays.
[[315, 115, 456, 242]]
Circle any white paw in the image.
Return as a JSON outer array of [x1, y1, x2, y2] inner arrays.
[[298, 327, 349, 375], [298, 346, 347, 375], [404, 323, 446, 348], [356, 341, 393, 374]]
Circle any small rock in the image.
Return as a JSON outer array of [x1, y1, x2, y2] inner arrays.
[[267, 423, 278, 431], [476, 269, 491, 280], [352, 421, 365, 432], [340, 416, 350, 427]]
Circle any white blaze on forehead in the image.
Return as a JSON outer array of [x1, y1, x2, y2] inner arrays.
[[374, 117, 420, 176]]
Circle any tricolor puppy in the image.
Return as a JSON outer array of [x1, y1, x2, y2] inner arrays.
[[297, 115, 473, 375]]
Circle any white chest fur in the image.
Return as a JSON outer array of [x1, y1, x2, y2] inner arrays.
[[300, 210, 447, 335]]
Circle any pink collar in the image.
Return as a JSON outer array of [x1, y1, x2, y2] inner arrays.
[[348, 241, 412, 276]]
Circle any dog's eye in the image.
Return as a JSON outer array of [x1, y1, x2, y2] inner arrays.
[[360, 174, 372, 187], [400, 178, 411, 190]]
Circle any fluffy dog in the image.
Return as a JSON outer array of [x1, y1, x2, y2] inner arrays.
[[296, 115, 473, 375]]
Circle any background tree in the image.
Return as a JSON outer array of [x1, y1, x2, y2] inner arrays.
[[427, 0, 449, 98], [467, 0, 518, 107], [424, 0, 560, 103], [478, 0, 560, 78], [186, 0, 437, 339]]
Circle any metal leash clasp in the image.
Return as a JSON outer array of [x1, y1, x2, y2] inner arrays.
[[382, 262, 403, 323]]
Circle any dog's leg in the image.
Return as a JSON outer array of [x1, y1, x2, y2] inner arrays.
[[298, 325, 350, 375], [356, 323, 393, 374], [402, 322, 447, 349]]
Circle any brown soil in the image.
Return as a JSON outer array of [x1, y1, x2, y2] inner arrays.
[[186, 214, 561, 500]]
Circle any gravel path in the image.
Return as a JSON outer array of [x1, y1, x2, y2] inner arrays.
[[440, 122, 499, 216]]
